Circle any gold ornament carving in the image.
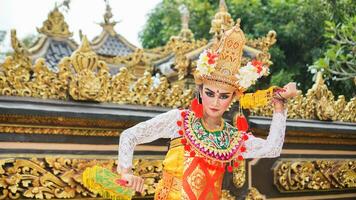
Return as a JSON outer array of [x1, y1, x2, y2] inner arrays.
[[274, 159, 356, 192], [147, 76, 169, 106], [31, 58, 67, 99], [245, 187, 265, 200], [177, 5, 194, 42], [0, 157, 163, 199], [246, 30, 277, 66], [0, 32, 193, 107], [0, 114, 136, 130], [210, 0, 234, 39], [220, 189, 236, 200], [0, 30, 32, 97], [69, 36, 110, 102], [252, 72, 356, 122], [37, 7, 72, 38], [111, 67, 135, 103], [0, 125, 119, 137], [233, 160, 246, 188]]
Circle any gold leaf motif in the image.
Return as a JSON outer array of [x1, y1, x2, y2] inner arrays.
[[37, 7, 72, 38], [252, 72, 356, 122], [273, 159, 356, 192]]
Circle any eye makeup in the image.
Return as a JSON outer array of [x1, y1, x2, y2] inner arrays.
[[204, 88, 231, 100]]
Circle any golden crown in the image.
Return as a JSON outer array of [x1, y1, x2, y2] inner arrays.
[[194, 24, 269, 94]]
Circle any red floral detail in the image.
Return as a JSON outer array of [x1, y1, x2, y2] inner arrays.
[[235, 115, 249, 132], [240, 146, 246, 153], [238, 155, 244, 161], [251, 59, 263, 74], [181, 138, 187, 145], [242, 134, 249, 141], [115, 179, 128, 186], [233, 161, 239, 167], [178, 130, 184, 135], [190, 151, 196, 157], [176, 120, 182, 126], [207, 51, 218, 65], [227, 165, 233, 172], [184, 145, 191, 151], [191, 98, 203, 118], [181, 111, 186, 117]]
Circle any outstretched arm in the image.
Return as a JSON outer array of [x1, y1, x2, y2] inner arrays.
[[243, 109, 287, 159], [243, 82, 296, 159], [118, 109, 181, 172]]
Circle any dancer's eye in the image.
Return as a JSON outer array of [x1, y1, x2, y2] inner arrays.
[[205, 91, 214, 97], [219, 94, 230, 99]]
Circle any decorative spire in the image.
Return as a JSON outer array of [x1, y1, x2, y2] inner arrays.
[[219, 0, 228, 12], [177, 4, 194, 42], [71, 35, 98, 73], [10, 29, 32, 69], [210, 0, 234, 39], [99, 1, 119, 36], [37, 6, 72, 38]]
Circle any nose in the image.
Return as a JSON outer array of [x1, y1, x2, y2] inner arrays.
[[213, 96, 220, 106]]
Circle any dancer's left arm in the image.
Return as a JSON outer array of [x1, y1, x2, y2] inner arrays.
[[243, 82, 297, 159]]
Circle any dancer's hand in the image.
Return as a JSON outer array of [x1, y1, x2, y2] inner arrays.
[[280, 82, 297, 99], [272, 82, 297, 112], [119, 168, 145, 194]]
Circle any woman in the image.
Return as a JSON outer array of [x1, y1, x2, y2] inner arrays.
[[117, 25, 297, 199]]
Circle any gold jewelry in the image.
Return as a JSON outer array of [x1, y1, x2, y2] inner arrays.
[[201, 118, 224, 132]]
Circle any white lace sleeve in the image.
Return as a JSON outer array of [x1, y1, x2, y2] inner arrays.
[[118, 109, 181, 171], [243, 109, 287, 159]]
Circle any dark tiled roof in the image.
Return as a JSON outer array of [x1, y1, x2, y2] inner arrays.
[[44, 40, 73, 71], [95, 35, 133, 57]]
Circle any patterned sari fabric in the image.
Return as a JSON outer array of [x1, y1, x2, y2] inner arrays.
[[155, 110, 245, 200]]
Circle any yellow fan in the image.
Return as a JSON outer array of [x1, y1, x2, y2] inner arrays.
[[82, 165, 135, 200]]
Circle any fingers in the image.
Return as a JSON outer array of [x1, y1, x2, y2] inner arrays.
[[131, 176, 144, 193], [121, 174, 144, 193], [140, 179, 145, 193]]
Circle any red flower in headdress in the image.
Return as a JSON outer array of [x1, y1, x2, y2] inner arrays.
[[207, 51, 218, 65], [251, 59, 263, 74]]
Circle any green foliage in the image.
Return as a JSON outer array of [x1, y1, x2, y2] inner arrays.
[[140, 0, 356, 98], [310, 16, 356, 98], [139, 0, 218, 48]]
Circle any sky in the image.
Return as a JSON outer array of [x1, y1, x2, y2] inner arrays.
[[0, 0, 162, 51]]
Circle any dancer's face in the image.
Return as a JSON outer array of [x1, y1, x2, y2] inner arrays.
[[200, 83, 235, 118]]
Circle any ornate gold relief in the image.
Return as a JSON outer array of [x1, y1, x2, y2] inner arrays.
[[69, 36, 110, 102], [221, 189, 236, 200], [0, 157, 163, 199], [37, 7, 72, 38], [246, 30, 277, 66], [252, 72, 356, 122], [0, 114, 136, 130], [274, 159, 356, 192], [245, 187, 265, 200], [233, 160, 246, 188], [0, 30, 32, 97], [210, 0, 234, 39], [0, 125, 119, 137]]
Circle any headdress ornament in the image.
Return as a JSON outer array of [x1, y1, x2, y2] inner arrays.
[[194, 23, 270, 95]]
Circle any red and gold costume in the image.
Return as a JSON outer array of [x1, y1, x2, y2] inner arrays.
[[117, 24, 288, 199]]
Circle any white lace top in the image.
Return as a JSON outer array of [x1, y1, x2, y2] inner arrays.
[[118, 109, 287, 170]]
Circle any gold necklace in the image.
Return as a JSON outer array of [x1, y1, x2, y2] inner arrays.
[[201, 118, 224, 132]]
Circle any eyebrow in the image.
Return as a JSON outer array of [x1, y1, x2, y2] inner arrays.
[[204, 88, 232, 95]]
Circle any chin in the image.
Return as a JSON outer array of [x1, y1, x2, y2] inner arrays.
[[206, 110, 223, 118]]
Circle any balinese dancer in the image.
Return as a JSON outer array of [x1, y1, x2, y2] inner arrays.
[[117, 24, 297, 199]]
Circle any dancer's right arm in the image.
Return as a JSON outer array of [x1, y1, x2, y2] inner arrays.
[[117, 109, 181, 192]]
